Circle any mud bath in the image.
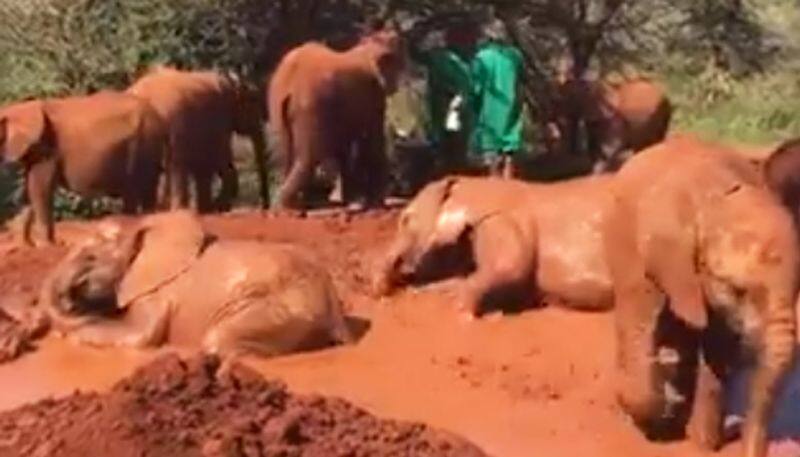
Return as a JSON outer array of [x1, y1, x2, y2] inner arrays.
[[0, 353, 487, 457], [0, 211, 796, 457]]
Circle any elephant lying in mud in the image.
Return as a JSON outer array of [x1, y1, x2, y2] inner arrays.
[[605, 135, 800, 457], [373, 175, 615, 316], [39, 211, 353, 356]]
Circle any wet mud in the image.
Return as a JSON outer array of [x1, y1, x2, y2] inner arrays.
[[0, 210, 798, 457], [0, 353, 488, 457]]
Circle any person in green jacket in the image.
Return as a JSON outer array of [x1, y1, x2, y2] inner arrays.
[[409, 17, 479, 176], [471, 21, 524, 179]]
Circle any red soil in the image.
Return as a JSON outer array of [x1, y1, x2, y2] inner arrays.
[[0, 210, 748, 456]]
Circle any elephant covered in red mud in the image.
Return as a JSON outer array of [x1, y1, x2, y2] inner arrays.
[[39, 211, 353, 357], [544, 76, 672, 174], [604, 135, 799, 457], [268, 25, 406, 211], [0, 92, 167, 246], [373, 175, 615, 317]]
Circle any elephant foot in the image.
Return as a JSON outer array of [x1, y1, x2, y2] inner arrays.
[[686, 360, 724, 451]]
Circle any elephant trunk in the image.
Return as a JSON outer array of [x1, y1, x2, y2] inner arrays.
[[372, 235, 417, 296]]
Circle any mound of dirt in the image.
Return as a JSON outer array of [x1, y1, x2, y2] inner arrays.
[[0, 353, 489, 457]]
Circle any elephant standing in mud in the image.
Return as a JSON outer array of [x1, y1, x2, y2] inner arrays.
[[267, 25, 406, 211], [374, 175, 615, 317], [604, 135, 799, 457], [544, 77, 672, 174], [128, 67, 265, 213], [0, 92, 167, 246], [39, 211, 353, 356]]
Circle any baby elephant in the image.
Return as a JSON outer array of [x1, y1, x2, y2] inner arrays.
[[374, 175, 615, 316], [39, 210, 353, 356]]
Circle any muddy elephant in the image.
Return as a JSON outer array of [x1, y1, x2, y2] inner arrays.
[[604, 135, 799, 457], [0, 91, 167, 246], [267, 25, 406, 211], [544, 77, 672, 174], [39, 210, 353, 356], [374, 175, 615, 316], [128, 67, 265, 213]]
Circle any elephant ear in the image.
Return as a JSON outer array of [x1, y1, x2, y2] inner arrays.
[[117, 211, 211, 309], [0, 100, 48, 163]]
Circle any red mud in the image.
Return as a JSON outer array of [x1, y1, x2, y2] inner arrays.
[[0, 353, 487, 457], [0, 210, 747, 456]]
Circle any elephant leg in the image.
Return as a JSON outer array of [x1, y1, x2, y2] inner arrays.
[[459, 215, 535, 317], [169, 167, 190, 210], [741, 320, 795, 457], [66, 300, 170, 349], [194, 173, 213, 214], [273, 112, 325, 210], [686, 311, 737, 450], [214, 161, 239, 212], [25, 159, 57, 246], [686, 354, 725, 450], [359, 128, 388, 209]]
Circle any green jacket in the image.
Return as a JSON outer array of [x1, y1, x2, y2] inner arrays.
[[471, 42, 524, 154], [413, 48, 474, 144]]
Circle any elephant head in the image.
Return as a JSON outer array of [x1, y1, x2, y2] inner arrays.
[[39, 225, 145, 332], [357, 26, 406, 95], [0, 100, 56, 164], [374, 178, 489, 294], [40, 211, 212, 331]]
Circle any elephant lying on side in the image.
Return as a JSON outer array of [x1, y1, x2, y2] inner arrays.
[[374, 175, 615, 316], [604, 135, 799, 457], [40, 211, 353, 356], [0, 92, 167, 246], [544, 76, 672, 174]]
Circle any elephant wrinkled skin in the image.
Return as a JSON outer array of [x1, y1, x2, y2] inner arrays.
[[374, 175, 614, 316], [0, 92, 167, 246], [39, 211, 353, 357], [604, 135, 799, 457], [268, 26, 405, 210]]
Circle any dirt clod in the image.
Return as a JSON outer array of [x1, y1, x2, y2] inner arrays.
[[0, 353, 489, 457]]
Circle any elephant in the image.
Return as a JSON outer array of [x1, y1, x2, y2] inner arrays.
[[543, 76, 673, 174], [762, 137, 800, 223], [373, 175, 615, 317], [603, 134, 799, 457], [38, 210, 354, 356], [0, 91, 167, 246], [128, 67, 266, 213], [267, 25, 406, 211]]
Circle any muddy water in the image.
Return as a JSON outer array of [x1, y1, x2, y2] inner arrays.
[[0, 337, 157, 411]]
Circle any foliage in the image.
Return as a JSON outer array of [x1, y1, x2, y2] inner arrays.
[[0, 0, 798, 220]]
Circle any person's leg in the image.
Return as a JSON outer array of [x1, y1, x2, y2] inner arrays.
[[502, 151, 517, 179]]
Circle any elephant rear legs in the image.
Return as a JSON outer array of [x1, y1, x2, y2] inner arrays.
[[21, 159, 58, 246]]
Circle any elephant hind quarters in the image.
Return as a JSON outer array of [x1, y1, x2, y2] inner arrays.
[[201, 287, 354, 359]]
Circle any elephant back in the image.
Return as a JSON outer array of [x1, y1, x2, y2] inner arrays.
[[118, 211, 210, 308]]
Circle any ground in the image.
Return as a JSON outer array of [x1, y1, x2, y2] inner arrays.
[[0, 210, 794, 456]]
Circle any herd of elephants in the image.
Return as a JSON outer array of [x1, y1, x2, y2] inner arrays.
[[4, 22, 800, 457]]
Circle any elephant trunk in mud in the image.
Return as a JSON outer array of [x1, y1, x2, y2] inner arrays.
[[374, 175, 614, 315], [39, 210, 353, 356], [606, 135, 799, 457]]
